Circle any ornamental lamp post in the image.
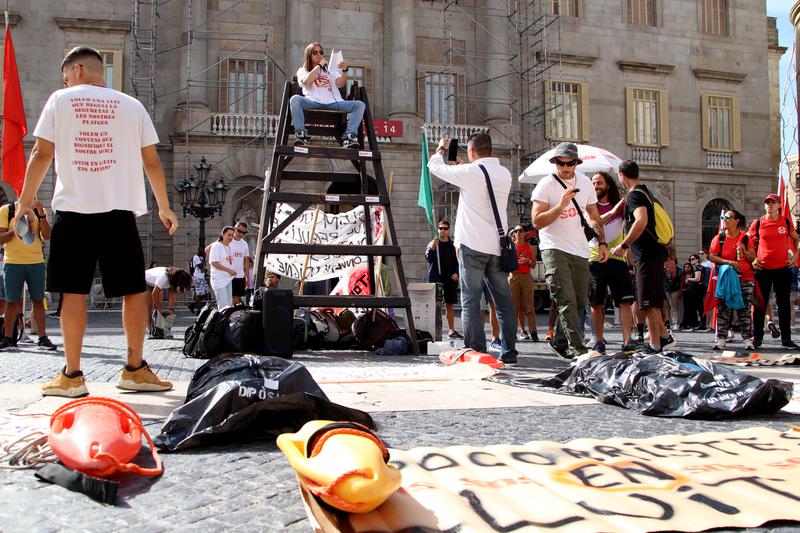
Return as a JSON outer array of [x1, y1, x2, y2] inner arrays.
[[175, 156, 228, 252], [511, 189, 529, 225]]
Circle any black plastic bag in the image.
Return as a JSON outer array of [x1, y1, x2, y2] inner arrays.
[[515, 351, 792, 419], [154, 354, 374, 451]]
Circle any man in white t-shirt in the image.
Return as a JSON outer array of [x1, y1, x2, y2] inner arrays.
[[427, 132, 518, 365], [16, 47, 178, 397], [230, 220, 251, 305], [531, 142, 607, 359], [290, 42, 366, 149]]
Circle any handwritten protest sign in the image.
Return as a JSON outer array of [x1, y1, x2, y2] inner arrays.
[[301, 426, 800, 532], [265, 204, 383, 281]]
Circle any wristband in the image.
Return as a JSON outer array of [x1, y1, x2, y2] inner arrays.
[[37, 215, 45, 219], [598, 242, 607, 246]]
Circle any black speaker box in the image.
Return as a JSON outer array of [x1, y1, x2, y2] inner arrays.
[[262, 288, 294, 358]]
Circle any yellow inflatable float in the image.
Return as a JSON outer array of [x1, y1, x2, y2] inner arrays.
[[277, 420, 401, 513]]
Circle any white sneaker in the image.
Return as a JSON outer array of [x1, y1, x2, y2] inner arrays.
[[726, 330, 735, 341], [671, 324, 680, 332], [743, 338, 755, 351], [713, 338, 727, 351]]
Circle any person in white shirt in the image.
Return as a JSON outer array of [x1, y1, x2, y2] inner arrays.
[[189, 249, 210, 313], [18, 46, 178, 397], [144, 266, 192, 333], [209, 226, 237, 309], [531, 142, 607, 360], [290, 42, 366, 149], [427, 132, 518, 365], [230, 220, 251, 305]]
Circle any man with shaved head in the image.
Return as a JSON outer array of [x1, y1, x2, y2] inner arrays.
[[17, 46, 179, 397]]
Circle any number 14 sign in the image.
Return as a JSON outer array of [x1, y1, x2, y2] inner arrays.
[[372, 119, 403, 137]]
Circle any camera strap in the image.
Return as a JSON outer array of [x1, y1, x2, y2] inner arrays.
[[551, 173, 592, 232]]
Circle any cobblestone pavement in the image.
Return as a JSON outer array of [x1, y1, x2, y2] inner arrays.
[[1, 311, 799, 532]]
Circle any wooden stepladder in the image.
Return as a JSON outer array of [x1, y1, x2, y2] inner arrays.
[[254, 78, 419, 354]]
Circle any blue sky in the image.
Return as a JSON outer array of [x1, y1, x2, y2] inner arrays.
[[769, 0, 796, 172]]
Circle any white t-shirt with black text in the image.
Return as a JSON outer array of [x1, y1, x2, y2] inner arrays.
[[296, 67, 342, 105], [531, 171, 598, 259], [145, 267, 170, 290], [33, 84, 159, 216], [229, 238, 249, 278], [209, 241, 235, 290]]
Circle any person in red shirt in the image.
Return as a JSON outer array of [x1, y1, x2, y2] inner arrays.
[[747, 194, 800, 349], [508, 225, 539, 341], [709, 210, 756, 350]]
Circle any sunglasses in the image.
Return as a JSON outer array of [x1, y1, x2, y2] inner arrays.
[[237, 229, 248, 235], [438, 226, 449, 231], [719, 215, 732, 220], [555, 160, 578, 167], [311, 49, 324, 56]]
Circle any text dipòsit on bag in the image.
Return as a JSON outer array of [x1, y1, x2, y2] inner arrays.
[[478, 164, 518, 273]]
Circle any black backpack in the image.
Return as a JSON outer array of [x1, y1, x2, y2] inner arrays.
[[224, 308, 265, 354], [183, 304, 250, 359]]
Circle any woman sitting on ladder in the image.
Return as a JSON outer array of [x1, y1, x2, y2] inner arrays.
[[290, 42, 365, 149]]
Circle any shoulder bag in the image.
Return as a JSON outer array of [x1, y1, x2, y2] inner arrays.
[[478, 164, 518, 273]]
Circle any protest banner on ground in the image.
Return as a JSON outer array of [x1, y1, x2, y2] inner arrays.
[[265, 203, 383, 281], [301, 426, 800, 532]]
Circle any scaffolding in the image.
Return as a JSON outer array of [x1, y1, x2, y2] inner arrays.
[[131, 0, 276, 263], [435, 0, 562, 172]]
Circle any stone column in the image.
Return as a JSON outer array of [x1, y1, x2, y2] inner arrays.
[[287, 0, 316, 80], [387, 0, 416, 118], [180, 0, 208, 107], [481, 0, 511, 128]]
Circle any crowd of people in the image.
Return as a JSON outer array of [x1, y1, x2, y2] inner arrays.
[[427, 137, 800, 362]]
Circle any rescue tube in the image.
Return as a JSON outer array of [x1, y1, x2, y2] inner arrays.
[[48, 397, 163, 478], [439, 348, 503, 368], [277, 420, 401, 513]]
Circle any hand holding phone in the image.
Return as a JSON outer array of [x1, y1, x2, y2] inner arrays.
[[447, 138, 459, 162]]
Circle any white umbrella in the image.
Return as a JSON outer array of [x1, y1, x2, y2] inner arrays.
[[518, 144, 624, 184]]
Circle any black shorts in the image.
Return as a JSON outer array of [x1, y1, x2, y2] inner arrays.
[[590, 260, 635, 308], [47, 210, 145, 298], [441, 280, 458, 305], [232, 277, 246, 297], [635, 253, 666, 309]]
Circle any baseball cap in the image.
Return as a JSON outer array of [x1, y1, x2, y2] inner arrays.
[[764, 193, 780, 203]]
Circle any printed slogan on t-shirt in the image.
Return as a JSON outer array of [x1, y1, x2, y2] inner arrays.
[[70, 97, 119, 173]]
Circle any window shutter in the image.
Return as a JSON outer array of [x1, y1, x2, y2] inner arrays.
[[457, 73, 466, 124], [659, 89, 669, 147], [266, 61, 273, 115], [731, 95, 741, 153], [544, 81, 552, 139], [625, 87, 635, 145], [417, 71, 425, 119], [112, 51, 123, 92], [700, 94, 710, 151], [579, 82, 590, 142], [219, 58, 229, 112]]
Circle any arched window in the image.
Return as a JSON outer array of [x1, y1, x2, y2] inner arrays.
[[701, 198, 733, 250]]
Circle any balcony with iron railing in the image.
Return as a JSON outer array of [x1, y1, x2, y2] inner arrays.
[[211, 113, 280, 137], [423, 123, 489, 144]]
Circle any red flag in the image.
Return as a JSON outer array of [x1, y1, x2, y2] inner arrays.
[[2, 25, 27, 196], [779, 176, 795, 232]]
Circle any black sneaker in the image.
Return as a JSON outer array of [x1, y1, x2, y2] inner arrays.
[[753, 338, 763, 349], [293, 131, 310, 146], [781, 340, 800, 349], [530, 331, 539, 342], [548, 341, 570, 359], [768, 322, 781, 338], [622, 341, 645, 354], [447, 330, 463, 340], [0, 336, 16, 351], [341, 133, 360, 149], [37, 336, 57, 351], [642, 345, 662, 354], [660, 335, 677, 351]]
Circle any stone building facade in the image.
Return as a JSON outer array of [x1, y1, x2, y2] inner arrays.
[[0, 0, 784, 282]]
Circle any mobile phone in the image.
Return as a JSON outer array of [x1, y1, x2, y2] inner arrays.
[[573, 189, 580, 193], [447, 138, 459, 162]]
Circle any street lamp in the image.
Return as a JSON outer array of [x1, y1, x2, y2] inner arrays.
[[175, 156, 229, 251], [511, 189, 529, 225]]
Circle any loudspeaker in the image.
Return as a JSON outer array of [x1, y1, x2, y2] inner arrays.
[[262, 289, 294, 358]]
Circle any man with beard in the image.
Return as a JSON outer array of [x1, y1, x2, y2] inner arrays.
[[588, 172, 638, 354]]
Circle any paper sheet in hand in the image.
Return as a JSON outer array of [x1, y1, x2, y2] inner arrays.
[[329, 49, 343, 73]]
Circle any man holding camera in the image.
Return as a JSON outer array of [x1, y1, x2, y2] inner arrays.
[[531, 142, 606, 359], [427, 132, 517, 365]]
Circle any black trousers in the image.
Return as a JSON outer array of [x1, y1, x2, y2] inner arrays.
[[753, 267, 792, 342]]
